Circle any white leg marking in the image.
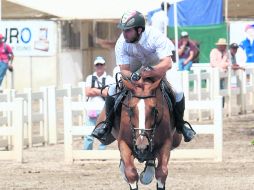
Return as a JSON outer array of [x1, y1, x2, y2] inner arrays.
[[129, 182, 137, 189], [157, 178, 164, 188]]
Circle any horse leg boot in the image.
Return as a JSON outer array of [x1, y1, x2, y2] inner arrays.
[[174, 96, 196, 142], [91, 96, 115, 140]]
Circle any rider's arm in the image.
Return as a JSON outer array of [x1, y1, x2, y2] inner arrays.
[[119, 64, 132, 77], [140, 56, 172, 80]]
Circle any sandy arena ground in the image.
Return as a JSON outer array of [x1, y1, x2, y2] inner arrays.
[[0, 114, 254, 190]]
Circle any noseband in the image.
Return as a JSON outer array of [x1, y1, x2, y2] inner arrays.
[[123, 91, 164, 162]]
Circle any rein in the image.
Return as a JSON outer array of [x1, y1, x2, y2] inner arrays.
[[123, 88, 164, 162]]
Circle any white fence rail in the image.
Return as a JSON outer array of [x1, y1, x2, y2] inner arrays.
[[14, 88, 48, 147], [0, 98, 24, 162], [64, 96, 223, 163], [2, 63, 254, 162], [48, 82, 86, 144], [183, 64, 254, 118], [171, 97, 223, 161]]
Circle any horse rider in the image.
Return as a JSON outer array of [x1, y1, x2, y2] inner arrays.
[[92, 10, 196, 142]]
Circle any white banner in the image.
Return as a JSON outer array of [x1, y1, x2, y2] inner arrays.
[[0, 20, 57, 56], [230, 21, 254, 45], [230, 21, 254, 64]]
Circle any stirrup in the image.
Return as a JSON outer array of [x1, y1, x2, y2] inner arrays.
[[183, 121, 196, 133]]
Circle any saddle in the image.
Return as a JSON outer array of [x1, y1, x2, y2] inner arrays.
[[97, 80, 175, 145]]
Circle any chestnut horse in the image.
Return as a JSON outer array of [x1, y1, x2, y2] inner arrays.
[[96, 76, 182, 190]]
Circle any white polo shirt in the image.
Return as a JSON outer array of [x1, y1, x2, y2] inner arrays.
[[115, 26, 174, 72]]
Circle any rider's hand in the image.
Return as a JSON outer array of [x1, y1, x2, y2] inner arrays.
[[140, 67, 154, 79], [130, 72, 141, 81]]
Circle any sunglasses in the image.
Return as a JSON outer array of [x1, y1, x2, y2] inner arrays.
[[95, 63, 104, 66]]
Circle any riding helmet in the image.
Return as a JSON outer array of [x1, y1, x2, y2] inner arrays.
[[117, 10, 145, 31]]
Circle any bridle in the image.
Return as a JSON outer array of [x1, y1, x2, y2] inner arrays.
[[122, 87, 164, 162]]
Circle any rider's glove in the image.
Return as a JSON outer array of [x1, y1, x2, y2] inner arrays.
[[130, 72, 141, 81]]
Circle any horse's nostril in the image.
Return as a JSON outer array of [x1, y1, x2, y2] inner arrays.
[[135, 136, 149, 150], [136, 144, 148, 151]]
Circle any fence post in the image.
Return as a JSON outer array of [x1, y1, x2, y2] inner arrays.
[[78, 82, 86, 125], [47, 86, 57, 144], [13, 98, 24, 163], [64, 97, 73, 163], [239, 69, 246, 114], [24, 88, 33, 148], [40, 87, 49, 144], [214, 96, 223, 162], [182, 71, 190, 121]]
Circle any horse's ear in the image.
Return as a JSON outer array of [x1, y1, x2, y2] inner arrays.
[[122, 78, 136, 91], [148, 78, 162, 92]]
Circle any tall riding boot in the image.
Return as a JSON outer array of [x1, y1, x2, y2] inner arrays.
[[174, 96, 196, 142], [91, 96, 115, 140]]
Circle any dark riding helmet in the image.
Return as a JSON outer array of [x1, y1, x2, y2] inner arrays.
[[117, 10, 145, 31]]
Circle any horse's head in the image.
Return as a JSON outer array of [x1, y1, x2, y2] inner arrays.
[[121, 77, 163, 162]]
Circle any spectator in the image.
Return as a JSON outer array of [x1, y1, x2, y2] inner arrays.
[[229, 43, 245, 71], [0, 34, 14, 88], [83, 56, 114, 150], [210, 38, 230, 72], [178, 31, 196, 71], [150, 2, 171, 35]]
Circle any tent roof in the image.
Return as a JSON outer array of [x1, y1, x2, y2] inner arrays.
[[6, 0, 161, 20], [2, 0, 254, 20]]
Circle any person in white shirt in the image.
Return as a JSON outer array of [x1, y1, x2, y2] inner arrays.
[[228, 43, 245, 71], [92, 10, 195, 143], [83, 56, 114, 150], [150, 2, 170, 35]]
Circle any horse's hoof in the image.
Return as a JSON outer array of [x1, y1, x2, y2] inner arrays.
[[140, 161, 155, 185]]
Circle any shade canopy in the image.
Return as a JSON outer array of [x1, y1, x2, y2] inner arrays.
[[7, 0, 162, 19]]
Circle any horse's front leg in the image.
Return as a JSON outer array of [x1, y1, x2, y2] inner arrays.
[[118, 140, 139, 190], [155, 139, 171, 190]]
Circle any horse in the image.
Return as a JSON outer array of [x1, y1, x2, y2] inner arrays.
[[95, 75, 182, 190]]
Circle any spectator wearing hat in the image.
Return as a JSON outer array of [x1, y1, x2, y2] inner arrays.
[[229, 43, 245, 71], [83, 56, 114, 150], [178, 31, 196, 71], [210, 38, 230, 71], [0, 34, 14, 88]]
